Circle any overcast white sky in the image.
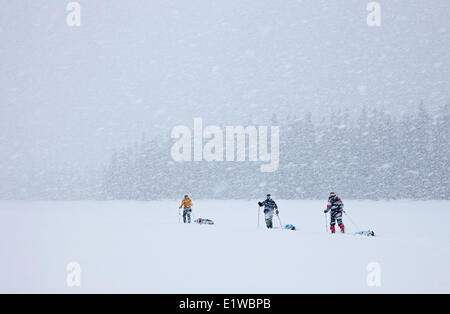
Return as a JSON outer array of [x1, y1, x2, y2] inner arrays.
[[0, 1, 449, 195]]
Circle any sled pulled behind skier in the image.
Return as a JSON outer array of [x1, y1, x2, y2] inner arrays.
[[194, 218, 214, 225], [354, 230, 375, 237], [179, 195, 193, 223], [258, 194, 279, 229], [324, 192, 345, 233]]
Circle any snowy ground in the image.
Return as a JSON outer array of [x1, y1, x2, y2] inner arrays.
[[0, 200, 449, 293]]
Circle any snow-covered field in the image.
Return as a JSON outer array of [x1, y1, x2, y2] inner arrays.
[[0, 200, 449, 293]]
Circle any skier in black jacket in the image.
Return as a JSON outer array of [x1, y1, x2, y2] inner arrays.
[[324, 192, 345, 233], [258, 194, 279, 229]]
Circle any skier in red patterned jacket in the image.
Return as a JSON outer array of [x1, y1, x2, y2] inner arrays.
[[324, 192, 345, 233]]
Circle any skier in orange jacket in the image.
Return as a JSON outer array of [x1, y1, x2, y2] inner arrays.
[[179, 195, 193, 223]]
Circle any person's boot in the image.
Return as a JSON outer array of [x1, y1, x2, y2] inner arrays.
[[265, 219, 273, 229], [330, 225, 336, 233], [339, 224, 345, 233]]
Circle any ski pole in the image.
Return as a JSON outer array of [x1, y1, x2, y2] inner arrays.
[[277, 214, 283, 228], [324, 213, 328, 233], [277, 215, 283, 229], [178, 208, 181, 224]]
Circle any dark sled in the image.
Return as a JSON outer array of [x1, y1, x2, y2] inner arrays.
[[194, 218, 215, 225], [354, 230, 375, 237]]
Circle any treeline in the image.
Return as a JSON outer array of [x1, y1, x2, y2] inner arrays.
[[102, 103, 450, 200]]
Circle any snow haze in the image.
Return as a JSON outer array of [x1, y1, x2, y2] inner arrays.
[[0, 1, 449, 199]]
